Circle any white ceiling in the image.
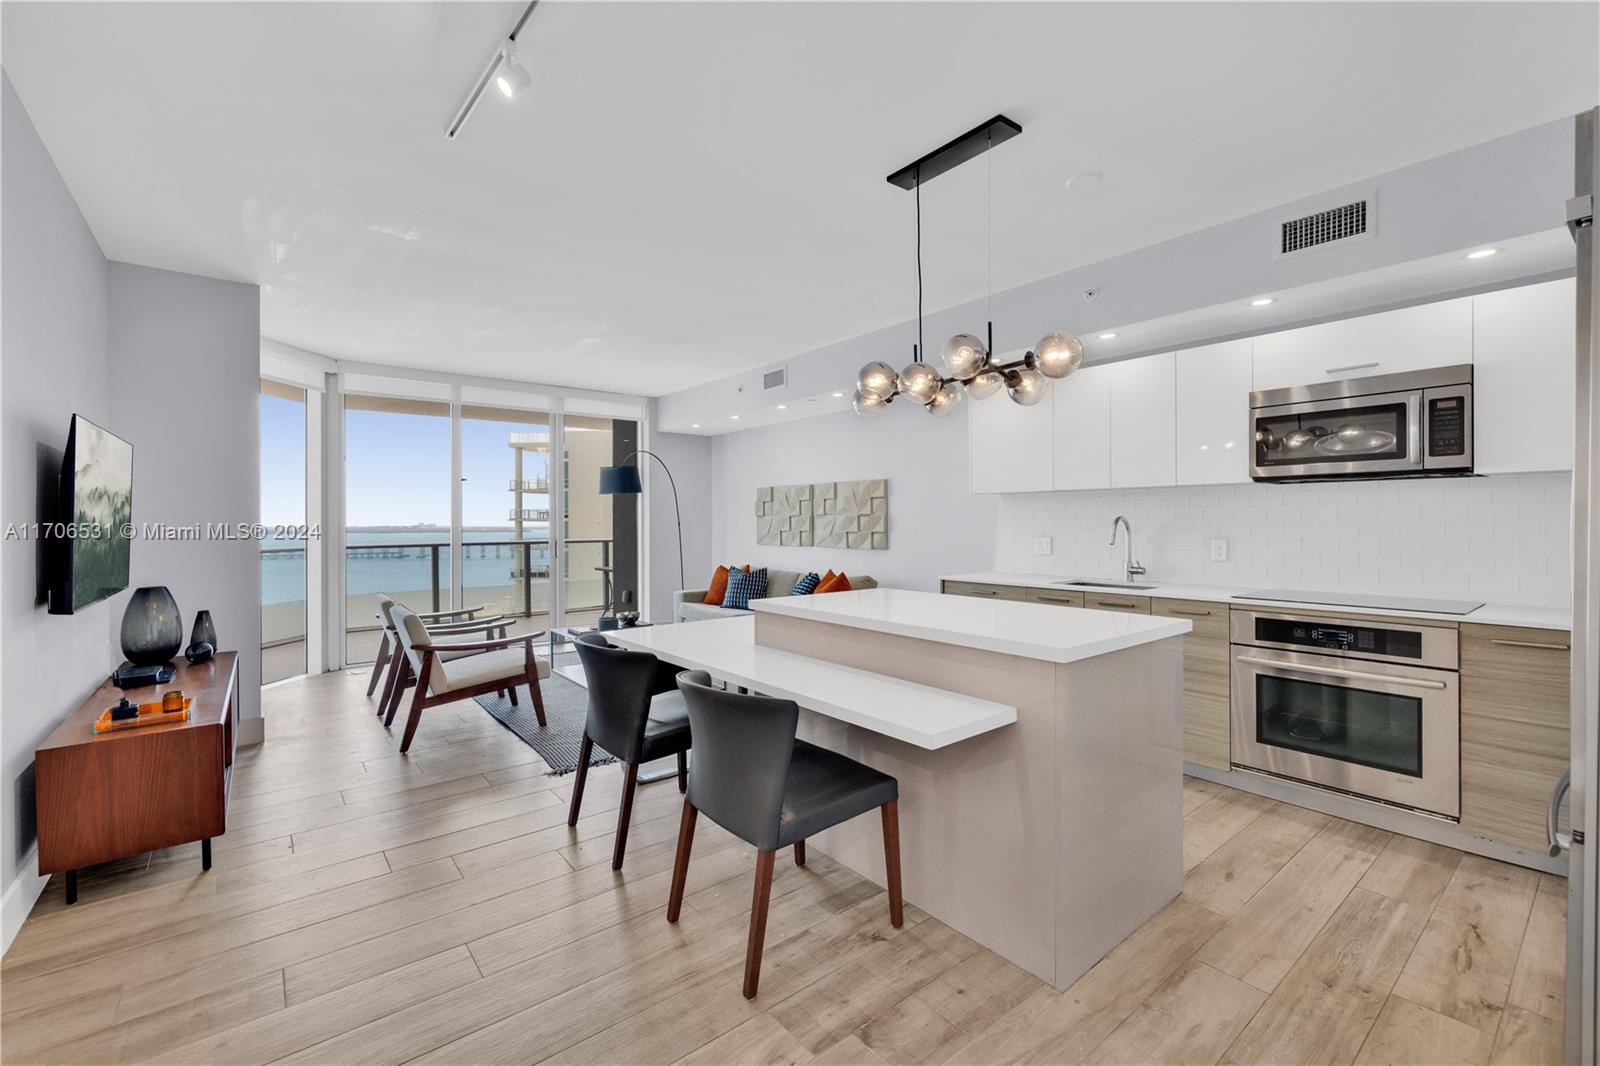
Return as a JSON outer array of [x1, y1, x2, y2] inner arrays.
[[4, 2, 1595, 397]]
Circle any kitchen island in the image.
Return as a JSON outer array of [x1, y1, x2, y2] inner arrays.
[[608, 587, 1190, 989]]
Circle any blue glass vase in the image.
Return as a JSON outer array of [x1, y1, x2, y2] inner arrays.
[[121, 586, 182, 666]]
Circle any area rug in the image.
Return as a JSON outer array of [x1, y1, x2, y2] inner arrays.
[[473, 674, 614, 775]]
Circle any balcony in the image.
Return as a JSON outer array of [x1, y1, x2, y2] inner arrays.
[[508, 431, 549, 450], [509, 477, 550, 493], [509, 508, 551, 522]]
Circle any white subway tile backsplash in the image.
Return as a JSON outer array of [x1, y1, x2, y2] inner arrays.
[[993, 472, 1571, 607]]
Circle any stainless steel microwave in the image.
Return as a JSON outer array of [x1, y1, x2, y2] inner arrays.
[[1249, 364, 1472, 481]]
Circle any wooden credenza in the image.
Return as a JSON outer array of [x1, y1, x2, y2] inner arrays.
[[35, 652, 238, 903]]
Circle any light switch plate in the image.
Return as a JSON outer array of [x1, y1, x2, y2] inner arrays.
[[1034, 536, 1052, 556], [1209, 538, 1229, 562]]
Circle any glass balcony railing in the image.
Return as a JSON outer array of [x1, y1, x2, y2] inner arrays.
[[509, 477, 550, 493], [509, 508, 551, 522]]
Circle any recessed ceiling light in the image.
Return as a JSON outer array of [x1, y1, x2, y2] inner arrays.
[[1098, 332, 1117, 340], [730, 415, 740, 420], [1465, 248, 1499, 260], [1065, 171, 1104, 191], [776, 404, 787, 410], [691, 423, 700, 429], [831, 392, 844, 398], [1249, 297, 1275, 307]]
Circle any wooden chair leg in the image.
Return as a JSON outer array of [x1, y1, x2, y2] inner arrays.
[[527, 672, 547, 728], [378, 648, 404, 718], [794, 840, 806, 866], [399, 686, 429, 754], [612, 763, 640, 871], [507, 685, 519, 707], [366, 636, 391, 698], [383, 660, 411, 727], [567, 735, 592, 827], [743, 850, 777, 999], [666, 801, 698, 922], [881, 801, 903, 928], [676, 750, 688, 793]]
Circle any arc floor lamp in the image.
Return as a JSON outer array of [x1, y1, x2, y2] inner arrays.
[[598, 450, 685, 597]]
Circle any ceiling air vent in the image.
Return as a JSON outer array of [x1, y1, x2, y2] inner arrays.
[[762, 368, 786, 390], [1275, 193, 1375, 259]]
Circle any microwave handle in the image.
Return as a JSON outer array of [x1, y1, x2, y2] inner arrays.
[[1234, 654, 1448, 690], [1408, 394, 1423, 465]]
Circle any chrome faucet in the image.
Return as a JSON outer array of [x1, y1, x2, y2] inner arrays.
[[1109, 515, 1146, 583]]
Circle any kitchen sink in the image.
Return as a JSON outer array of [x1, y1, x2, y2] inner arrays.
[[1056, 580, 1160, 591]]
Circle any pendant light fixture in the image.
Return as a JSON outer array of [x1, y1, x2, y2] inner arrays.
[[853, 116, 1085, 417]]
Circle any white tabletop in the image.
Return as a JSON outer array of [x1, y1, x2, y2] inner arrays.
[[751, 587, 1191, 663], [941, 571, 1572, 631], [603, 617, 1017, 750]]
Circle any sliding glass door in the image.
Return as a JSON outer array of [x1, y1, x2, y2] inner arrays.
[[260, 379, 308, 683], [560, 414, 618, 631], [459, 402, 556, 642]]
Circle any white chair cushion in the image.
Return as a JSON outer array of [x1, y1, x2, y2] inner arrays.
[[434, 647, 550, 694]]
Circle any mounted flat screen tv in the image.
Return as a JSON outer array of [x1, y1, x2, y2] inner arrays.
[[47, 414, 133, 614]]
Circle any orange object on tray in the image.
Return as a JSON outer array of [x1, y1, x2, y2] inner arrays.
[[93, 698, 193, 734]]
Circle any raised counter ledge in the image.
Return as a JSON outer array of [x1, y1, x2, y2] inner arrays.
[[603, 617, 1016, 749], [751, 586, 1191, 663], [940, 570, 1572, 631]]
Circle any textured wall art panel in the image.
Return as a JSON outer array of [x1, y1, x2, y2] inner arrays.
[[756, 479, 887, 549]]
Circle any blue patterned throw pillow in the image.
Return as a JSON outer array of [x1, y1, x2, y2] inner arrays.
[[722, 566, 769, 610], [792, 572, 821, 596]]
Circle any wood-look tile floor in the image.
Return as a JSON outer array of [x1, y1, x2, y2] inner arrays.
[[0, 669, 1568, 1065]]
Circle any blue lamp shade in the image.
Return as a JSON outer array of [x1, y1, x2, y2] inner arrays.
[[598, 465, 643, 495]]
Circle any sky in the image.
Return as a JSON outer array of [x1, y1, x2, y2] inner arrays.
[[260, 396, 553, 528]]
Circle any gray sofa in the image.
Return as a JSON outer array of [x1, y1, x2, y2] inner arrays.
[[673, 568, 879, 623]]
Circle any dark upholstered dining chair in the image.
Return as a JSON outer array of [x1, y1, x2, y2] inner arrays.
[[568, 632, 693, 871], [668, 670, 902, 999]]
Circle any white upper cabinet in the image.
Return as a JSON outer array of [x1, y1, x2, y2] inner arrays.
[[1110, 353, 1176, 488], [1175, 339, 1253, 485], [1473, 278, 1576, 474], [1053, 363, 1111, 490], [1251, 296, 1474, 393], [969, 383, 1054, 494]]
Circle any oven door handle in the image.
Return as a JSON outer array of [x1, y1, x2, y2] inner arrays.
[[1234, 655, 1448, 690]]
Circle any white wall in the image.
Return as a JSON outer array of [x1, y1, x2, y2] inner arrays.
[[708, 405, 996, 592], [1, 72, 113, 944], [643, 416, 712, 621], [995, 473, 1571, 607], [107, 262, 262, 720]]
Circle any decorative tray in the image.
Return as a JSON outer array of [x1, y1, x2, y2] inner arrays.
[[93, 698, 192, 734]]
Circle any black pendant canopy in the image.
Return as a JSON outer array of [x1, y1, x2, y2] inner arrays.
[[885, 115, 1022, 190]]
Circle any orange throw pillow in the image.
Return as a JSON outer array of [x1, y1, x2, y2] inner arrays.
[[703, 565, 751, 605], [816, 572, 853, 594], [820, 569, 836, 587]]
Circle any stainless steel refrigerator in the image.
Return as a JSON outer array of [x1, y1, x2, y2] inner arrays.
[[1563, 105, 1599, 1066]]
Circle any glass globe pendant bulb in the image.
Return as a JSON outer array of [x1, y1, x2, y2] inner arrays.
[[941, 334, 989, 379], [856, 361, 898, 401], [1032, 331, 1084, 379], [927, 383, 963, 418], [1007, 368, 1048, 406], [966, 369, 1003, 399], [899, 361, 942, 404], [851, 388, 886, 417]]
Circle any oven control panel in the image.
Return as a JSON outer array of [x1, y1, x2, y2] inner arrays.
[[1254, 617, 1423, 659]]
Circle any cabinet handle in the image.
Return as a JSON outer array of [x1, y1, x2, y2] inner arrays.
[[1548, 771, 1572, 857], [1095, 600, 1137, 609], [968, 589, 997, 597], [1165, 606, 1213, 617], [1325, 361, 1380, 375], [1490, 637, 1570, 651]]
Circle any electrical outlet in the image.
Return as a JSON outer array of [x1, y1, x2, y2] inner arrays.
[[1034, 536, 1052, 556], [1209, 538, 1229, 562]]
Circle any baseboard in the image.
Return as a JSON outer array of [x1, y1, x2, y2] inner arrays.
[[2, 845, 50, 956], [1185, 763, 1567, 876], [238, 714, 265, 748]]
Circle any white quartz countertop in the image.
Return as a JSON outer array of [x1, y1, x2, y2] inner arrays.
[[604, 617, 1016, 749], [940, 571, 1572, 631], [751, 587, 1191, 663]]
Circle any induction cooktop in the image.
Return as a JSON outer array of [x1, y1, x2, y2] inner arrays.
[[1236, 588, 1485, 615]]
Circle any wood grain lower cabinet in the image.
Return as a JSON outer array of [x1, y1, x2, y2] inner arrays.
[[1152, 599, 1230, 771], [1459, 623, 1571, 852], [940, 580, 1026, 602], [1081, 594, 1151, 614], [1025, 588, 1085, 608]]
